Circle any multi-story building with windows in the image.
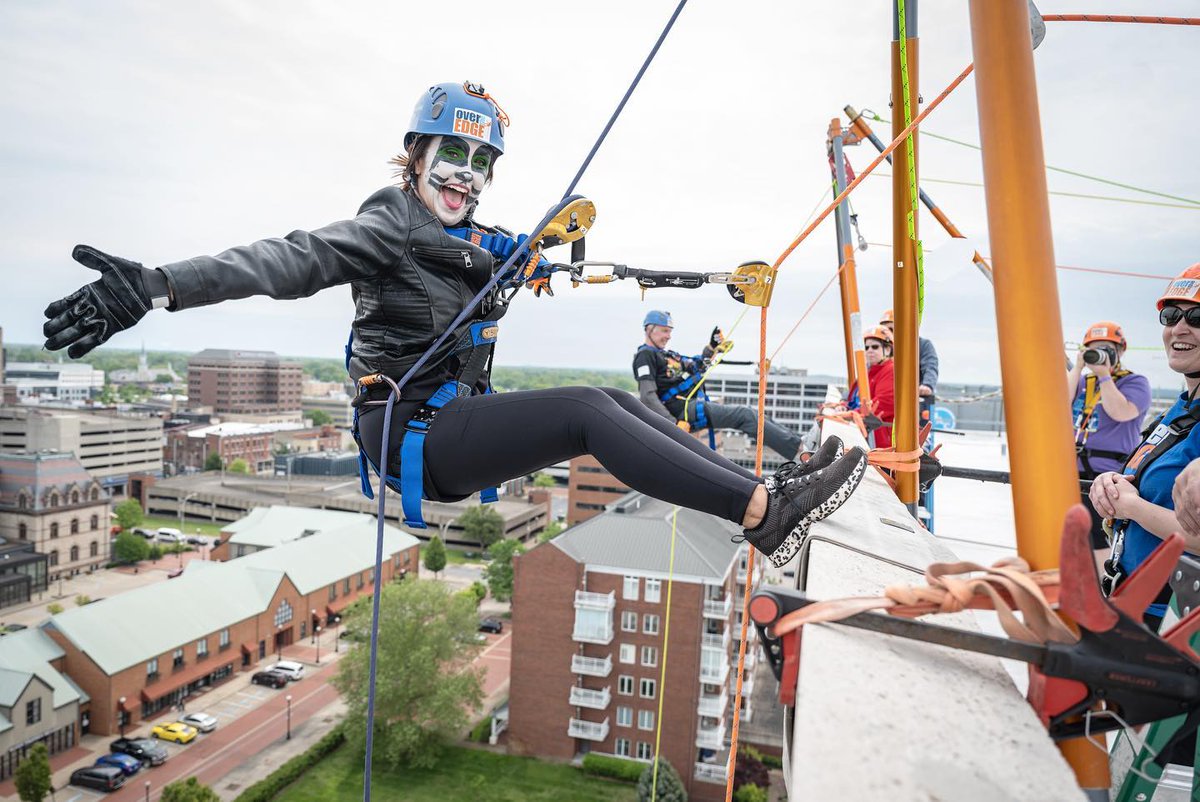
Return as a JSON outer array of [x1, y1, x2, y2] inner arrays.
[[187, 349, 303, 419], [0, 407, 163, 498], [0, 628, 87, 782], [3, 361, 105, 403], [0, 453, 112, 583], [567, 454, 632, 525], [42, 516, 418, 735], [508, 494, 756, 801]]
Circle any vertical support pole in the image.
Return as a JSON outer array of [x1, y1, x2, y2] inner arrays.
[[891, 1, 920, 509], [967, 0, 1110, 794], [831, 130, 871, 406]]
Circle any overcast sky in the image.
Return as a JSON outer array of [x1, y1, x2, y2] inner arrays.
[[2, 1, 1198, 390]]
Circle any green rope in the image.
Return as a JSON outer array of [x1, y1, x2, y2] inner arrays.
[[868, 112, 1200, 207], [870, 172, 1200, 210], [895, 0, 925, 321]]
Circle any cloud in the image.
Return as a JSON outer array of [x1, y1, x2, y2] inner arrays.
[[2, 0, 1197, 393]]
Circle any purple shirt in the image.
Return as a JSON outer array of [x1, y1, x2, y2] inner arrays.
[[1071, 372, 1152, 474]]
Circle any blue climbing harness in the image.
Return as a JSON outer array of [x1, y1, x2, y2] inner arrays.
[[639, 344, 717, 450]]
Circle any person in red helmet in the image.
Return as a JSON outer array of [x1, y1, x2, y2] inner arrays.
[[1067, 320, 1151, 551]]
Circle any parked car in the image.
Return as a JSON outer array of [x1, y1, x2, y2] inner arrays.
[[180, 712, 218, 733], [268, 660, 305, 681], [71, 765, 126, 792], [110, 737, 168, 766], [166, 567, 184, 579], [151, 721, 198, 744], [156, 527, 183, 543], [185, 535, 210, 547], [479, 618, 503, 634], [132, 527, 157, 539], [0, 623, 28, 636], [251, 670, 290, 689], [94, 752, 142, 776]]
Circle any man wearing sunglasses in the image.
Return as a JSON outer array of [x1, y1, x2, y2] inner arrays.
[[1067, 320, 1152, 550]]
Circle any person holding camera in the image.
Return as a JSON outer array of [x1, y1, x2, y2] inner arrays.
[[1069, 321, 1151, 549]]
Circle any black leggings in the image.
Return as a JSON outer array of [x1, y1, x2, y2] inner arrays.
[[357, 386, 762, 524]]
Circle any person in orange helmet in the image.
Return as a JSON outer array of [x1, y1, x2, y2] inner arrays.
[[1068, 320, 1151, 551], [879, 309, 938, 401], [863, 326, 895, 449]]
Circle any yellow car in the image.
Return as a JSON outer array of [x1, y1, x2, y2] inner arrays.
[[151, 721, 198, 744]]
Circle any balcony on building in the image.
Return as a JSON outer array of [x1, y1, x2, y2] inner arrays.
[[694, 762, 729, 784], [703, 596, 732, 619], [569, 685, 612, 710], [701, 629, 731, 652], [699, 658, 731, 686], [696, 688, 728, 718], [568, 717, 610, 742], [574, 590, 616, 610], [573, 591, 616, 645], [571, 653, 613, 677], [695, 720, 728, 750]]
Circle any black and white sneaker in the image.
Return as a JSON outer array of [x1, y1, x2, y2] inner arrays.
[[737, 446, 869, 568], [767, 436, 845, 494]]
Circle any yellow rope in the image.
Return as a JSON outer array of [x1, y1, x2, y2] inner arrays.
[[649, 506, 679, 802], [682, 307, 751, 422]]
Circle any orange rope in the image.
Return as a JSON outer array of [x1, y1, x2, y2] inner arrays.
[[1042, 14, 1200, 25], [770, 63, 975, 272], [724, 307, 768, 802], [1051, 263, 1175, 281]]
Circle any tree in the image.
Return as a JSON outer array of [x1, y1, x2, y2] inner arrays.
[[532, 472, 556, 488], [113, 531, 150, 564], [228, 458, 250, 474], [74, 594, 91, 607], [467, 581, 487, 606], [203, 452, 223, 472], [538, 520, 564, 543], [14, 742, 51, 802], [161, 776, 221, 802], [483, 539, 523, 603], [306, 409, 333, 426], [46, 603, 63, 615], [458, 505, 504, 549], [733, 785, 768, 802], [734, 747, 770, 792], [637, 758, 687, 802], [423, 535, 447, 576], [333, 580, 484, 769], [114, 498, 144, 531]]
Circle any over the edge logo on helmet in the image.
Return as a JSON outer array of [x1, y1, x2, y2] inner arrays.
[[1164, 278, 1200, 300], [453, 108, 493, 141]]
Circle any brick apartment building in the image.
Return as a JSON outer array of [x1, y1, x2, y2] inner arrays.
[[0, 452, 112, 583], [187, 349, 303, 418], [0, 407, 163, 498], [0, 629, 87, 781], [42, 513, 418, 736], [166, 421, 340, 475], [566, 455, 631, 525], [509, 494, 756, 800]]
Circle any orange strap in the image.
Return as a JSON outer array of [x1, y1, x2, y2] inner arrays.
[[867, 447, 924, 472], [817, 408, 869, 439], [773, 557, 1073, 646]]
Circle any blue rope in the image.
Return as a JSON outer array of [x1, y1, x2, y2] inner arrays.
[[361, 3, 689, 797]]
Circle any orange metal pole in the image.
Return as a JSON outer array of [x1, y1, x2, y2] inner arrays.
[[890, 12, 920, 508], [967, 0, 1110, 793], [830, 124, 871, 406], [842, 243, 871, 406]]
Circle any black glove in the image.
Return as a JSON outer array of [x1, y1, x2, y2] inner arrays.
[[43, 246, 171, 358]]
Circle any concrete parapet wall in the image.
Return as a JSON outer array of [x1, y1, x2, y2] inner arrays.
[[782, 420, 1084, 800]]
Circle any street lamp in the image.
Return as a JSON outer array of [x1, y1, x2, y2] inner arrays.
[[118, 697, 126, 737], [310, 610, 317, 644], [286, 694, 292, 740], [315, 626, 321, 665]]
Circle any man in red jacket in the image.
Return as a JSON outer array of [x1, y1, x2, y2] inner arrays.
[[864, 326, 895, 448]]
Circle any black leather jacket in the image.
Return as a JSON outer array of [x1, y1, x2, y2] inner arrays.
[[158, 187, 506, 394]]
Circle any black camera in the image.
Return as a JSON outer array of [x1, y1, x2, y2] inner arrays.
[[1083, 345, 1118, 366]]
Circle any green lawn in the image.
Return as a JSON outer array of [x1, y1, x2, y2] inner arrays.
[[420, 545, 487, 566], [141, 516, 227, 538], [275, 744, 637, 802]]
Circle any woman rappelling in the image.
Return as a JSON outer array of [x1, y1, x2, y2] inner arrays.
[[40, 81, 868, 568]]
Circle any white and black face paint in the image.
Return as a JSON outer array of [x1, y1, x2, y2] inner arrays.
[[415, 134, 498, 225]]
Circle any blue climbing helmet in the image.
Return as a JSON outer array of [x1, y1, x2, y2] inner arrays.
[[643, 310, 673, 328], [405, 81, 508, 154]]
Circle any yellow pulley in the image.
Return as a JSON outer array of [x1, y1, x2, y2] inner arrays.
[[727, 261, 778, 308]]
